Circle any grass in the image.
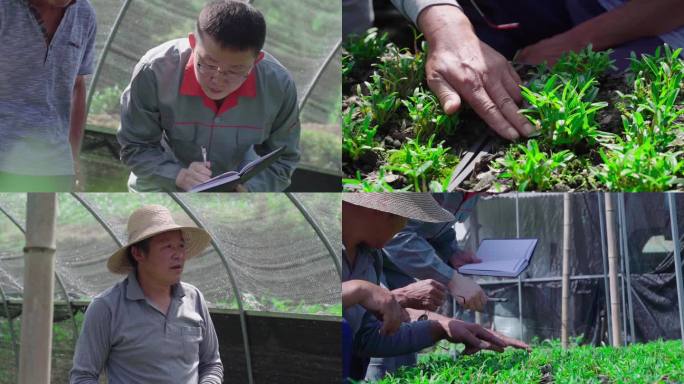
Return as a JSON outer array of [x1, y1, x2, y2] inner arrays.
[[374, 339, 684, 383]]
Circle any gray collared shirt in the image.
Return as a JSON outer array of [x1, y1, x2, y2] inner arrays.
[[70, 272, 223, 384]]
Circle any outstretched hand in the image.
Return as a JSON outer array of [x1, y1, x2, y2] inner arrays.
[[419, 5, 535, 140]]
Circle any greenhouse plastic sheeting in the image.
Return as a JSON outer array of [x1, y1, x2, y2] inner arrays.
[[453, 193, 684, 345], [0, 193, 340, 312], [86, 0, 341, 174]]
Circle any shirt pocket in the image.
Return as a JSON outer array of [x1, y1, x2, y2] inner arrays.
[[166, 124, 200, 166], [181, 325, 204, 362]]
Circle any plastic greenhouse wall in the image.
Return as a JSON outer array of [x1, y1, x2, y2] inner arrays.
[[451, 193, 684, 348]]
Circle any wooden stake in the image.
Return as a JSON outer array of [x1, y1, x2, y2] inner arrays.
[[604, 193, 623, 347], [18, 193, 57, 384], [561, 194, 571, 349]]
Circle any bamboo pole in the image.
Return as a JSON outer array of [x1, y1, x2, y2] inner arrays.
[[18, 193, 57, 384], [561, 194, 572, 349], [604, 193, 623, 347]]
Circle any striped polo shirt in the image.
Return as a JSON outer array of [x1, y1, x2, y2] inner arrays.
[[0, 0, 96, 176]]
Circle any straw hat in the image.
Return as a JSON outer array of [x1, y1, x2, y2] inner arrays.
[[107, 205, 212, 274], [342, 193, 454, 223]]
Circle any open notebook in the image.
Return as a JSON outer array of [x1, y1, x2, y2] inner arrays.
[[458, 238, 538, 277], [189, 146, 285, 192]]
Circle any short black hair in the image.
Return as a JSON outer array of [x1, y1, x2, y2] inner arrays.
[[196, 0, 266, 53], [126, 238, 150, 269]]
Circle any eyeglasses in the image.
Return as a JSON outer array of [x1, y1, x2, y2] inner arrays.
[[469, 0, 519, 30], [195, 54, 252, 82]]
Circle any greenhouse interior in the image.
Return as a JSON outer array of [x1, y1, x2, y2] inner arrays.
[[371, 192, 684, 383], [0, 193, 342, 383], [81, 0, 341, 191], [455, 193, 684, 345]]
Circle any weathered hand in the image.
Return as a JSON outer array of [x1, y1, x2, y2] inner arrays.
[[175, 161, 212, 191], [439, 318, 506, 352], [360, 283, 411, 336], [419, 5, 534, 140], [448, 273, 487, 311], [462, 328, 531, 354], [392, 279, 448, 311]]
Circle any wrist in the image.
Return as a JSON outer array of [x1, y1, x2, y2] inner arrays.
[[418, 5, 474, 51], [391, 288, 408, 307], [429, 319, 448, 341]]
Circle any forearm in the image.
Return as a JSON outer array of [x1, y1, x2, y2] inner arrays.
[[69, 77, 87, 162], [342, 280, 370, 309], [392, 0, 461, 25], [353, 317, 441, 357], [566, 0, 684, 51], [198, 366, 223, 384], [418, 4, 474, 51], [405, 308, 451, 341]]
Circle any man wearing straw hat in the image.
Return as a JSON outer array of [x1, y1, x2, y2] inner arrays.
[[70, 205, 223, 384], [342, 193, 528, 381]]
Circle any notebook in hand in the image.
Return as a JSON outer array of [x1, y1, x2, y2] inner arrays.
[[457, 238, 538, 277], [189, 146, 285, 192]]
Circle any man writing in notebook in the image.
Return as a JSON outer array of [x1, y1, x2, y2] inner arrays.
[[0, 0, 96, 191], [117, 0, 300, 192]]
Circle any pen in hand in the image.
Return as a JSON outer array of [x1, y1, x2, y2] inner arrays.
[[201, 146, 209, 169]]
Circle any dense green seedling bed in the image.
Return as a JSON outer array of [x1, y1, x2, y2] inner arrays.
[[373, 339, 684, 383], [342, 29, 684, 192]]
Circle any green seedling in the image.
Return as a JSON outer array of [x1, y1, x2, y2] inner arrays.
[[497, 139, 574, 191], [342, 105, 382, 162], [357, 73, 400, 126], [376, 339, 684, 384], [342, 27, 390, 76], [618, 54, 684, 149], [402, 88, 459, 140], [552, 45, 616, 80], [595, 138, 684, 191], [521, 75, 608, 147], [374, 44, 425, 99], [628, 45, 684, 85], [383, 135, 458, 192], [342, 169, 398, 192]]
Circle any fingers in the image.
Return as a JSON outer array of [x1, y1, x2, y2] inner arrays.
[[431, 280, 448, 303], [486, 81, 535, 138], [466, 84, 520, 141], [494, 331, 532, 351], [456, 323, 489, 349], [502, 65, 523, 105], [471, 326, 505, 352], [189, 161, 212, 177], [426, 72, 462, 115]]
